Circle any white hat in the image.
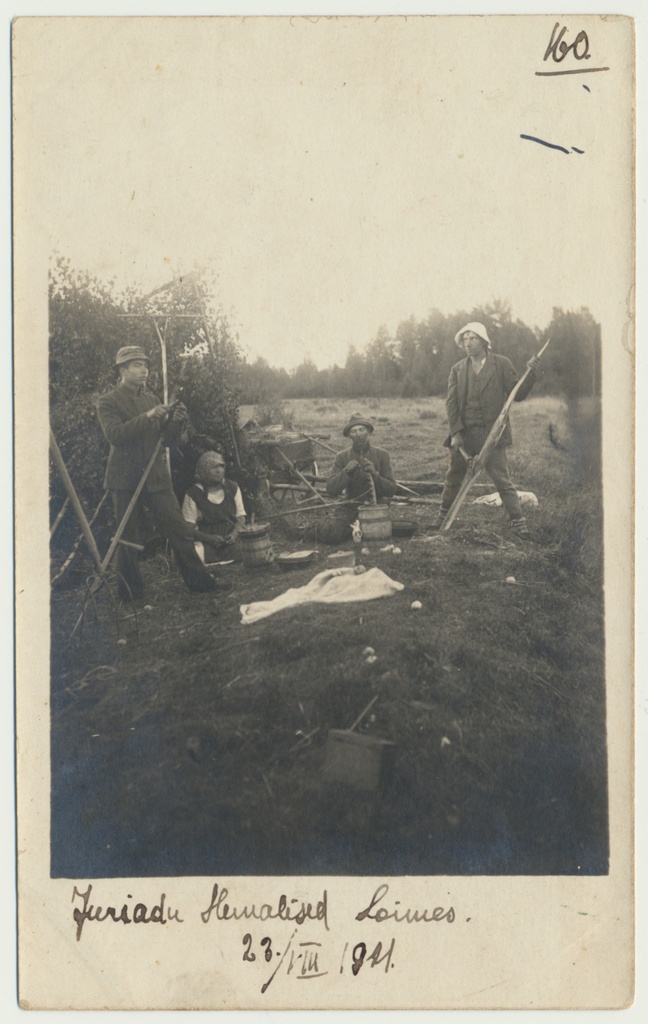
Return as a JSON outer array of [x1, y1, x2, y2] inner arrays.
[[454, 322, 492, 350]]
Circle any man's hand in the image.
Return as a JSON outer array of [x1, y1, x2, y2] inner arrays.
[[358, 457, 378, 479], [147, 404, 171, 422], [527, 355, 541, 372], [450, 431, 464, 450], [171, 401, 188, 421], [345, 459, 361, 474]]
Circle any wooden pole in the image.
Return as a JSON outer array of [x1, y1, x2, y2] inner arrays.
[[440, 339, 550, 533], [273, 447, 328, 504], [348, 694, 379, 732], [153, 317, 172, 476], [49, 429, 103, 571], [264, 496, 358, 520], [98, 436, 165, 574], [70, 435, 166, 637], [301, 433, 339, 456], [49, 496, 70, 540]]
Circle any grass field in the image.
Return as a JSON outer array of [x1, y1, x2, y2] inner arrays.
[[50, 395, 608, 877]]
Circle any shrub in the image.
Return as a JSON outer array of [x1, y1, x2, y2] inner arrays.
[[49, 260, 246, 555], [255, 396, 294, 429]]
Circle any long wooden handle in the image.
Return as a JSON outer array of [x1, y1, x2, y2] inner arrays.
[[275, 447, 327, 504], [70, 434, 166, 638], [440, 339, 550, 533], [49, 429, 104, 571], [301, 432, 339, 456], [99, 436, 165, 572]]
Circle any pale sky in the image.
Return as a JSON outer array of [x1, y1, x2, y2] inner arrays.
[[22, 15, 632, 369]]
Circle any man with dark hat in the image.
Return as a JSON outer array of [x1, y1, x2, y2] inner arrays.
[[435, 322, 540, 537], [96, 346, 218, 599], [304, 413, 397, 545]]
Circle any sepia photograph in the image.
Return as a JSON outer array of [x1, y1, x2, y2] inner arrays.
[[14, 11, 634, 1011]]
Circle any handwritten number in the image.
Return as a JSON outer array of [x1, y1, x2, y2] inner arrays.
[[544, 22, 591, 64], [351, 942, 367, 976], [368, 938, 396, 972], [573, 31, 590, 60], [242, 933, 256, 962], [260, 936, 273, 963]]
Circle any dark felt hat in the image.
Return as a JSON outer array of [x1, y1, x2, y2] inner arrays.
[[342, 413, 375, 437]]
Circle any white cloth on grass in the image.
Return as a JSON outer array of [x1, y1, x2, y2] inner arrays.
[[240, 566, 404, 625], [473, 490, 539, 508]]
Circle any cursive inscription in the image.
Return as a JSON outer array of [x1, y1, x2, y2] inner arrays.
[[71, 884, 183, 942], [200, 882, 329, 931], [355, 883, 455, 924]]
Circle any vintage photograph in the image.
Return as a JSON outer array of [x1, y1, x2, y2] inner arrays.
[[48, 282, 608, 879], [14, 12, 634, 1011]]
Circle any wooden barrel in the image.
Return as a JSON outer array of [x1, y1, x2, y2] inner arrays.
[[358, 504, 392, 543], [240, 523, 275, 567]]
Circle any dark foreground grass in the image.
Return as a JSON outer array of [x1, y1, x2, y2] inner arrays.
[[50, 397, 608, 876]]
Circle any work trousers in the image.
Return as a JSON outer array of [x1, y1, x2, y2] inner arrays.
[[440, 426, 522, 520], [111, 489, 216, 600]]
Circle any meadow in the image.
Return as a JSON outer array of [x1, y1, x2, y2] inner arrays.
[[50, 394, 607, 877]]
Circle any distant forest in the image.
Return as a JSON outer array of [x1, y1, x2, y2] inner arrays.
[[239, 301, 601, 405], [49, 261, 601, 538]]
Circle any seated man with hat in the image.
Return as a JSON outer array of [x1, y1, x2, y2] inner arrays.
[[97, 345, 219, 600], [305, 413, 397, 545]]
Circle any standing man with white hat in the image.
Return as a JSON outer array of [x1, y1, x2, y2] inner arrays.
[[97, 345, 217, 599], [435, 323, 540, 537]]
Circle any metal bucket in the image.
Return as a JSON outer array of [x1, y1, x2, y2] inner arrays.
[[240, 523, 275, 567], [358, 503, 392, 543]]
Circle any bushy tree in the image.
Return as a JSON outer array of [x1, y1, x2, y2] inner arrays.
[[238, 357, 290, 405], [539, 307, 601, 399], [285, 356, 320, 399], [49, 260, 245, 559]]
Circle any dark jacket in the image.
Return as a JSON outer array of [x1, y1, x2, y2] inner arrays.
[[96, 383, 171, 492], [326, 443, 397, 502], [444, 352, 536, 448]]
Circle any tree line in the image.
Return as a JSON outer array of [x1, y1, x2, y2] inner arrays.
[[239, 300, 601, 404], [49, 259, 601, 560]]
